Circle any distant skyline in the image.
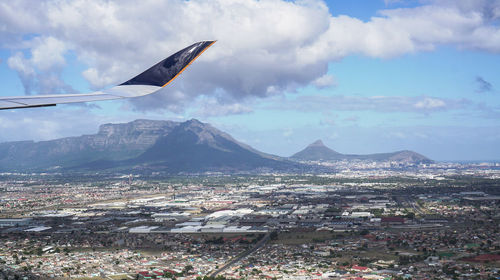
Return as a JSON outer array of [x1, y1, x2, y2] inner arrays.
[[0, 0, 499, 161]]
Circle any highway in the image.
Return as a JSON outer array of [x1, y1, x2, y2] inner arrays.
[[210, 232, 271, 277]]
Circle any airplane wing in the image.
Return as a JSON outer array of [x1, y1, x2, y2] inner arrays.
[[0, 40, 215, 110]]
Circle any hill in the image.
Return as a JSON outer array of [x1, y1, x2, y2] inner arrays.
[[290, 139, 433, 164]]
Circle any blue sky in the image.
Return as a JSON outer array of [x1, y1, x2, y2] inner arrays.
[[0, 0, 499, 161]]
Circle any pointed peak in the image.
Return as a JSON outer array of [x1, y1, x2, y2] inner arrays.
[[185, 118, 203, 124], [309, 139, 325, 147], [290, 139, 341, 160], [175, 118, 227, 145], [180, 118, 207, 128]]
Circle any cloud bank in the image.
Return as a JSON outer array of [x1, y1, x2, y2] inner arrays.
[[268, 95, 471, 114], [1, 0, 500, 111]]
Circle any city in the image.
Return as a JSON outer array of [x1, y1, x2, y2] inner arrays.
[[0, 164, 498, 279]]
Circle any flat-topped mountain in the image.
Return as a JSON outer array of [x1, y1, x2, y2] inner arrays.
[[0, 119, 299, 173], [290, 139, 432, 164], [0, 119, 178, 170]]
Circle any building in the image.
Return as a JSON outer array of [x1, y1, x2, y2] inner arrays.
[[0, 218, 32, 227]]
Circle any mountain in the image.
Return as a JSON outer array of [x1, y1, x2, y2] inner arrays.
[[290, 140, 341, 161], [290, 140, 433, 164], [120, 119, 297, 172], [0, 119, 299, 173], [0, 119, 177, 170], [0, 121, 432, 173]]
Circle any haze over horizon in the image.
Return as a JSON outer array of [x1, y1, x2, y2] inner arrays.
[[0, 0, 499, 161]]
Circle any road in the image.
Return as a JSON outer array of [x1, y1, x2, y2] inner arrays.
[[210, 232, 271, 278], [407, 197, 425, 215]]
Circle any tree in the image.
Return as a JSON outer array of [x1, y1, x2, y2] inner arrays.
[[405, 212, 415, 219], [183, 265, 194, 274], [359, 229, 370, 235], [270, 231, 278, 240]]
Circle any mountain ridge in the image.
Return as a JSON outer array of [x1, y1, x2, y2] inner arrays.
[[0, 120, 433, 173], [0, 119, 178, 170], [120, 119, 298, 172], [0, 119, 301, 173], [290, 139, 433, 163]]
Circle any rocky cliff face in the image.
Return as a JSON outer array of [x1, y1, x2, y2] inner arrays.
[[0, 119, 299, 172], [0, 119, 178, 170], [93, 119, 177, 151], [123, 119, 297, 172]]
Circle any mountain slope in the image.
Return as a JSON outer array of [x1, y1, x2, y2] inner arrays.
[[124, 119, 298, 172]]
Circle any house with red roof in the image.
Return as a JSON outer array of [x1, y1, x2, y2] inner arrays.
[[350, 265, 372, 272]]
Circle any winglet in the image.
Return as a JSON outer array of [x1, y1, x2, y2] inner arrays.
[[120, 41, 216, 87]]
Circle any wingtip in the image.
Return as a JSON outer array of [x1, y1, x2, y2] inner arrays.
[[159, 40, 216, 88], [202, 40, 217, 47], [121, 41, 216, 88]]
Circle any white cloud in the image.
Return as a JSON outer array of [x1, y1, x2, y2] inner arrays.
[[312, 74, 336, 88], [0, 0, 499, 111], [132, 89, 194, 114], [194, 97, 253, 117], [269, 94, 469, 113], [7, 52, 35, 95], [0, 109, 102, 142], [300, 1, 500, 62], [31, 36, 67, 70], [414, 97, 447, 109], [6, 36, 71, 95], [7, 52, 33, 76]]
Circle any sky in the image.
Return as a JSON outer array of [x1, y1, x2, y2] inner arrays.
[[0, 0, 499, 161]]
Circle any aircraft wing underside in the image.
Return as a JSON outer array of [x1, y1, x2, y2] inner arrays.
[[0, 40, 215, 110]]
